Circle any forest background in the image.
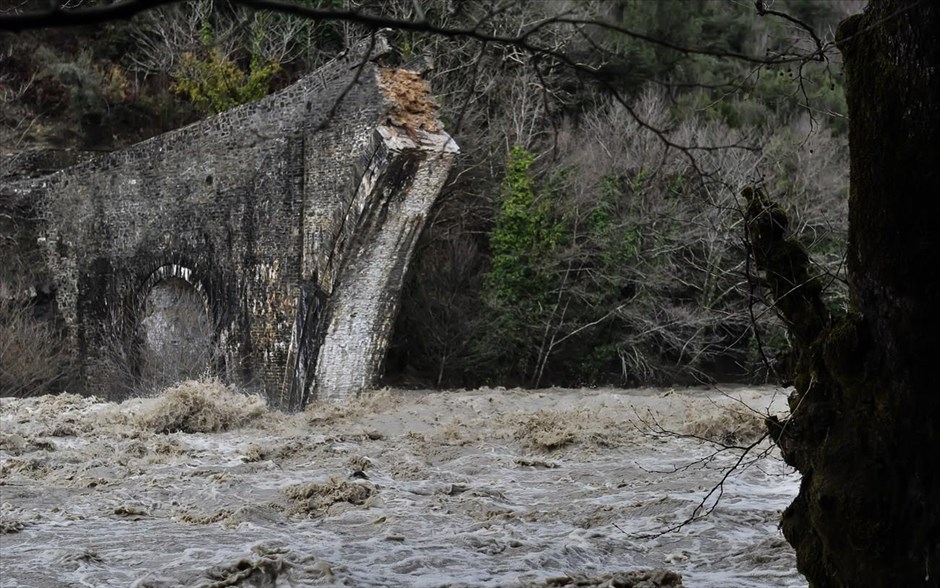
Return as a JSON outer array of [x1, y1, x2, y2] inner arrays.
[[0, 0, 861, 393]]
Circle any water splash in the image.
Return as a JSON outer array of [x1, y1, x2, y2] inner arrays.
[[0, 384, 801, 587]]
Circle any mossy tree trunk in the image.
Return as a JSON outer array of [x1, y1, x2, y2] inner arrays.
[[747, 1, 940, 585]]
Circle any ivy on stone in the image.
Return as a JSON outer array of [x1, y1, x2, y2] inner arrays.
[[486, 146, 561, 305]]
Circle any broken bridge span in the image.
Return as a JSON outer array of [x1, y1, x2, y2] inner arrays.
[[0, 35, 457, 409]]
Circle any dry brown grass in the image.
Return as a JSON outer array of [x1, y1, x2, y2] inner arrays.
[[0, 282, 73, 397]]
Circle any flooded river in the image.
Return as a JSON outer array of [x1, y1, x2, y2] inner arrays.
[[0, 382, 802, 587]]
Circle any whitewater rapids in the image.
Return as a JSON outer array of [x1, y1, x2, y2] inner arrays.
[[0, 381, 801, 587]]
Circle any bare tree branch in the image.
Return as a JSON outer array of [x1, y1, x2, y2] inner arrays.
[[0, 0, 826, 68]]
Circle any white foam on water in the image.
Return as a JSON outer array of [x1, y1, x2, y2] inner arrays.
[[0, 384, 801, 587]]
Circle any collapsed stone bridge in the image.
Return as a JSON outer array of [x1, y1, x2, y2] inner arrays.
[[0, 35, 457, 409]]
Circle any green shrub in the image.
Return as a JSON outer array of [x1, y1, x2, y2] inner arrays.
[[482, 146, 563, 381], [486, 146, 561, 305], [172, 49, 280, 114]]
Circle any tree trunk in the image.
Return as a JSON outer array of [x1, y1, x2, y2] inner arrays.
[[748, 1, 940, 585]]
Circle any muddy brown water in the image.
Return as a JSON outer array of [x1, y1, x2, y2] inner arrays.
[[0, 381, 802, 587]]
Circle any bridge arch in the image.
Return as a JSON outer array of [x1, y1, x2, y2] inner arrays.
[[134, 262, 216, 390]]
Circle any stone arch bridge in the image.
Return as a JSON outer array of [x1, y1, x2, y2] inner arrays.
[[0, 35, 457, 409]]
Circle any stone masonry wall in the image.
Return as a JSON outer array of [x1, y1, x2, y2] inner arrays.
[[0, 34, 457, 406]]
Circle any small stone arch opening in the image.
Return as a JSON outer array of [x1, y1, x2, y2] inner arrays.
[[138, 277, 214, 390]]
